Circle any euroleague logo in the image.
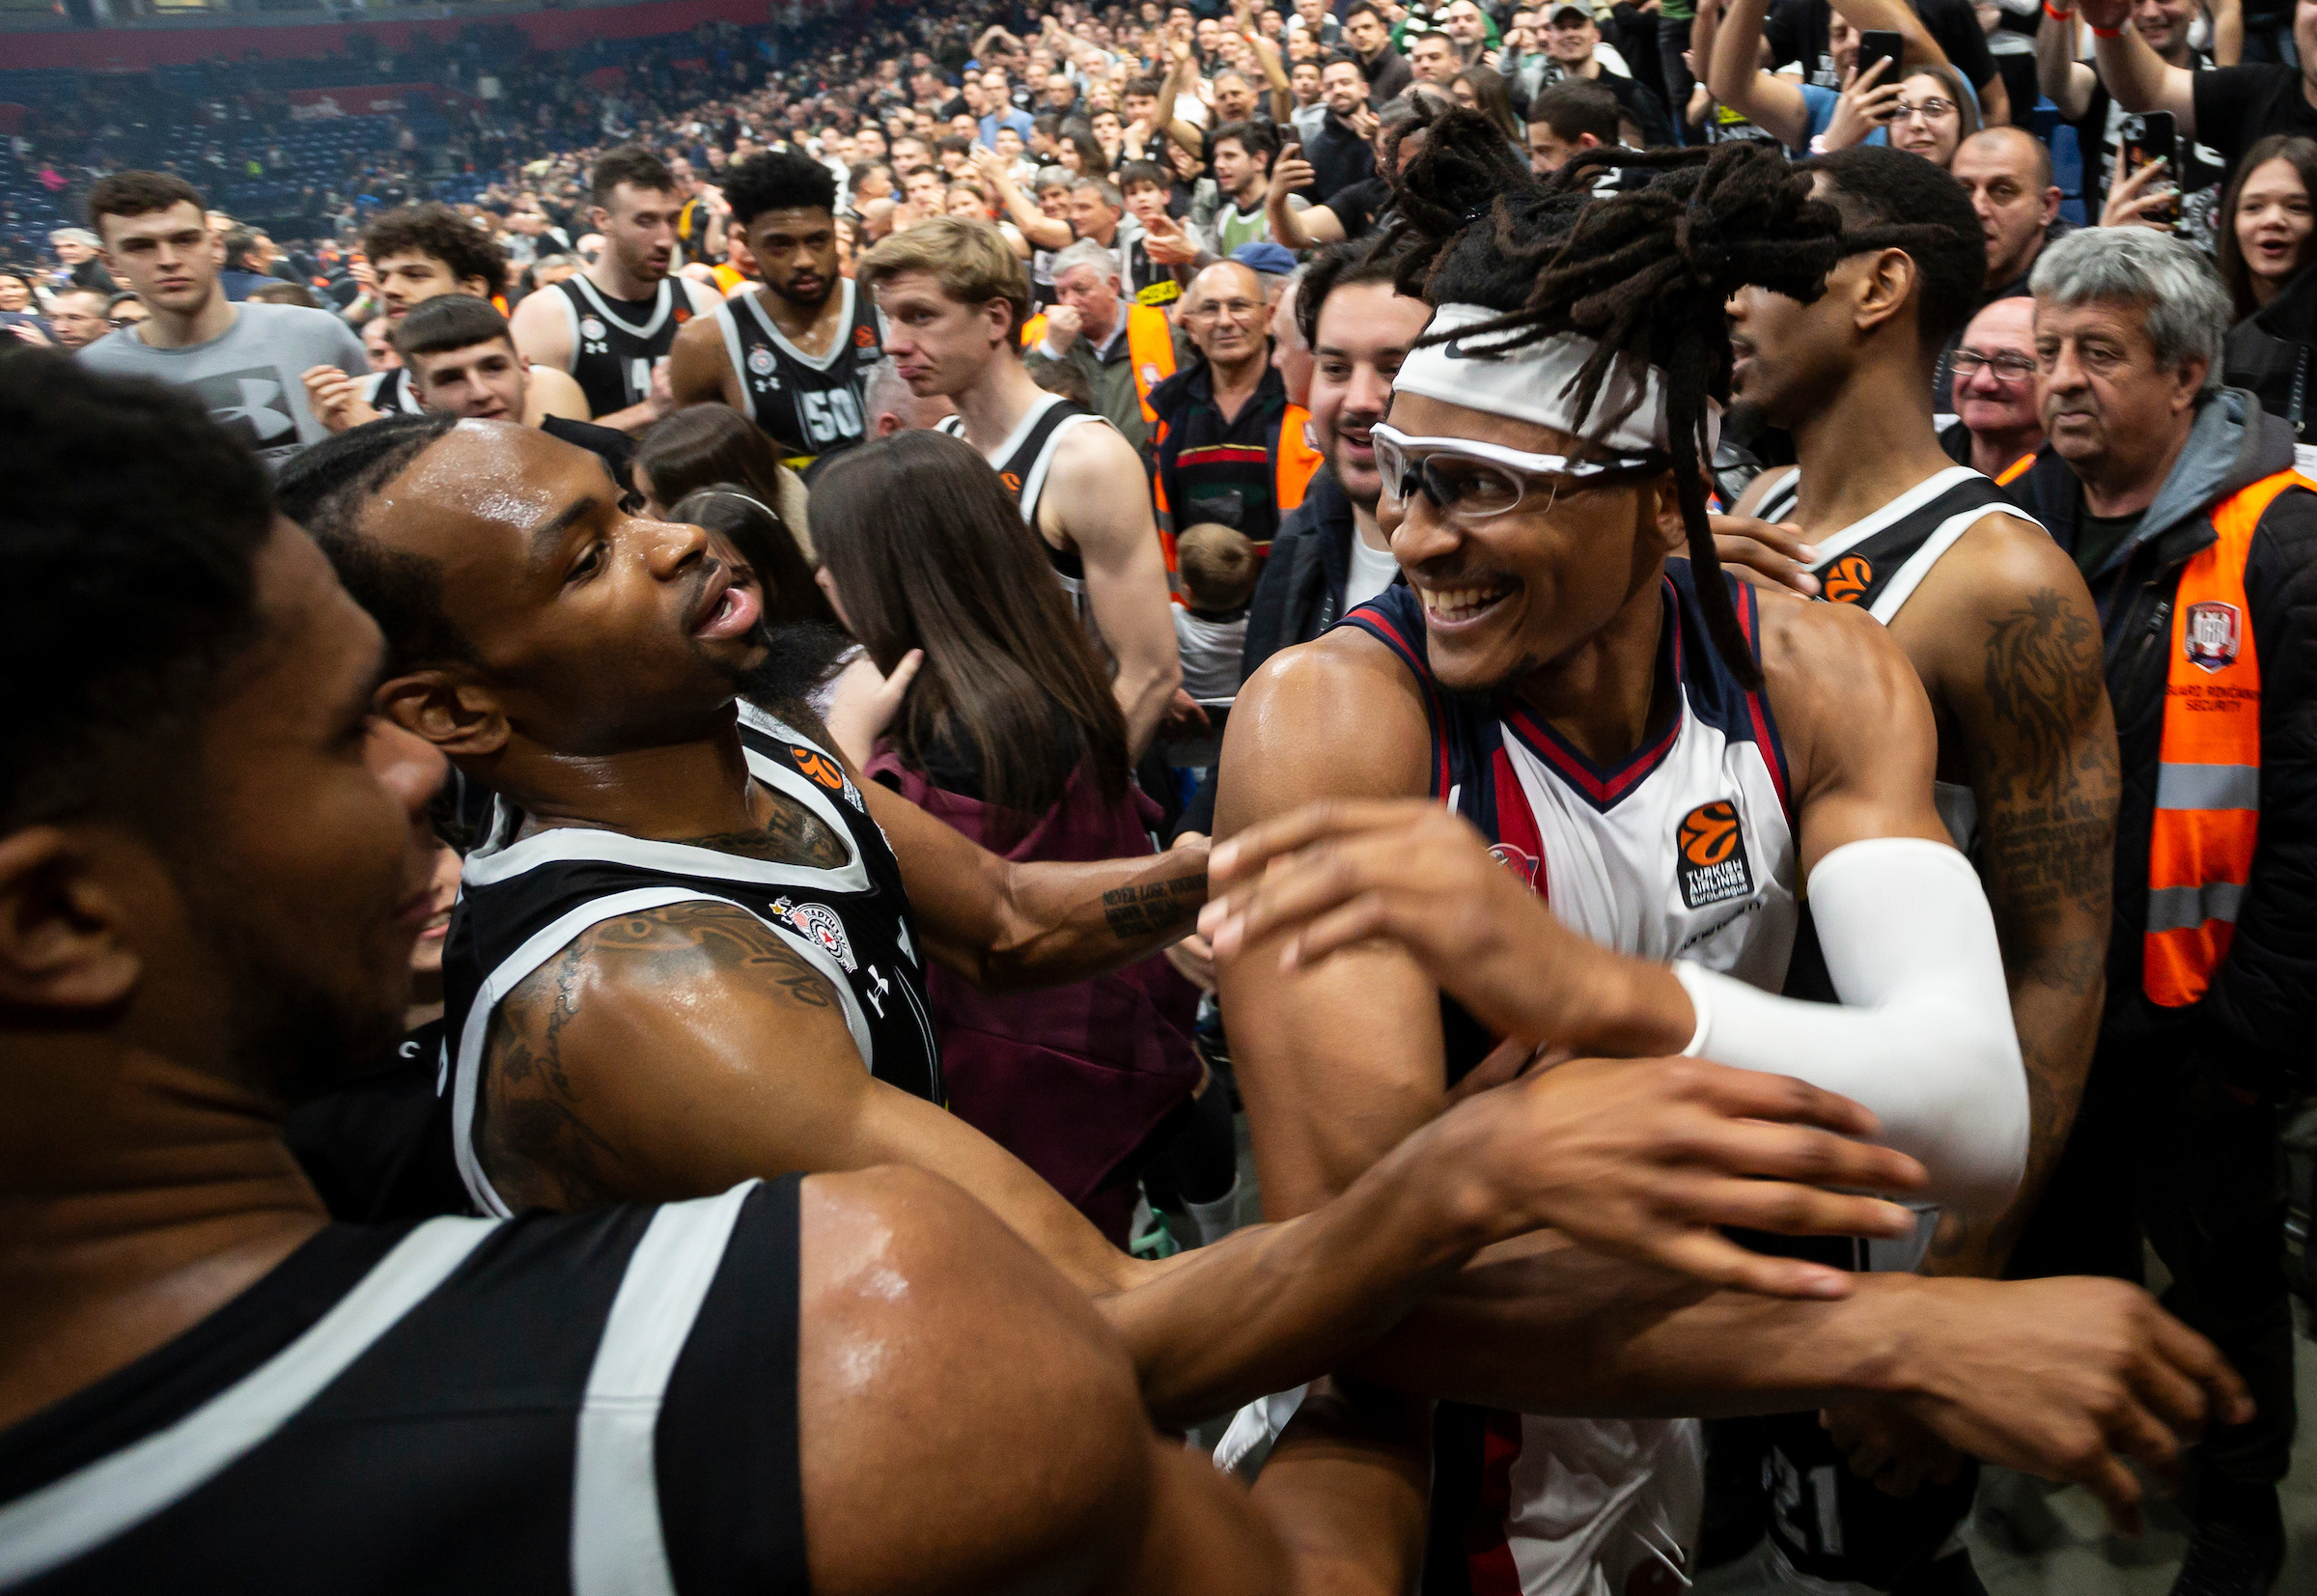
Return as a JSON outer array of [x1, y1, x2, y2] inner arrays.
[[792, 747, 846, 790], [999, 470, 1024, 494], [1821, 553, 1875, 604], [1675, 800, 1754, 910], [852, 323, 878, 350]]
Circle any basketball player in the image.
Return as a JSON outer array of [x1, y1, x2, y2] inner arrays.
[[668, 149, 883, 470], [302, 294, 594, 437], [0, 353, 1453, 1594], [278, 409, 1949, 1430], [1201, 120, 2209, 1593], [860, 216, 1184, 759], [1707, 147, 2118, 1592], [508, 148, 721, 433]]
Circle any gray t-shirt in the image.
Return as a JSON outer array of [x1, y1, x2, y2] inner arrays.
[[78, 300, 367, 471]]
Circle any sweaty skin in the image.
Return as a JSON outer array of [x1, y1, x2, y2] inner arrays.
[[357, 420, 1937, 1429]]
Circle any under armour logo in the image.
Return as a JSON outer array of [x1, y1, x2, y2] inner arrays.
[[191, 369, 297, 447], [862, 963, 891, 1018]]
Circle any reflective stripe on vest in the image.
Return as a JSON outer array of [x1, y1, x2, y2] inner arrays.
[[2143, 468, 2300, 1005], [1020, 305, 1179, 425]]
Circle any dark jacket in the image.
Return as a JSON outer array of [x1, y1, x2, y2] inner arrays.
[[1361, 44, 1414, 107], [1173, 468, 1366, 841], [2012, 390, 2317, 1087], [2223, 261, 2317, 441], [1148, 354, 1305, 553], [1302, 108, 1379, 204]]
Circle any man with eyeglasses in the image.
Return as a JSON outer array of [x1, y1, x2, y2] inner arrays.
[[1944, 129, 2069, 411], [1939, 296, 2045, 485], [1151, 260, 1322, 559]]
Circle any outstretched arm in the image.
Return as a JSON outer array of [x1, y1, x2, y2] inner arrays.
[[1707, 0, 1811, 147], [2034, 4, 2098, 121], [2080, 0, 2201, 129]]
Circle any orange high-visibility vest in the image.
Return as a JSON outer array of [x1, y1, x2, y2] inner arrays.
[[1277, 402, 1323, 513], [1021, 302, 1179, 423], [2142, 468, 2303, 1004]]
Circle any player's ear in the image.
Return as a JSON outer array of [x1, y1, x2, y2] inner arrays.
[[1650, 473, 1689, 554], [377, 672, 509, 761], [0, 826, 144, 1011]]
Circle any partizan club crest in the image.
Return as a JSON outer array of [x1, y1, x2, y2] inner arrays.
[[768, 896, 857, 972]]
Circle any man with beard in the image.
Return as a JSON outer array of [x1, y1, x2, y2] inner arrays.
[[670, 149, 883, 471], [275, 405, 1945, 1437], [1199, 122, 2200, 1596], [0, 353, 1518, 1596], [866, 217, 1186, 758], [509, 148, 721, 434]]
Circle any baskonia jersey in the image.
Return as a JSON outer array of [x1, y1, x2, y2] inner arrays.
[[1338, 568, 1799, 1596], [359, 365, 425, 415], [712, 278, 881, 465], [938, 393, 1111, 657], [547, 274, 716, 420], [0, 1178, 810, 1595], [440, 707, 940, 1219]]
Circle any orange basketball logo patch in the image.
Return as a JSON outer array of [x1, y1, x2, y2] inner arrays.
[[1822, 554, 1874, 604], [793, 748, 846, 790], [999, 470, 1023, 494], [1675, 800, 1754, 910], [853, 324, 877, 348]]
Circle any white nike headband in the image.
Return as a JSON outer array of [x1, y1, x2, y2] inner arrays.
[[1392, 302, 1721, 457]]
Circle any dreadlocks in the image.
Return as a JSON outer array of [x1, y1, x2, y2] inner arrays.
[[1372, 107, 1955, 687]]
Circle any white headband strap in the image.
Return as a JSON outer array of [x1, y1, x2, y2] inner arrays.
[[1392, 302, 1720, 457]]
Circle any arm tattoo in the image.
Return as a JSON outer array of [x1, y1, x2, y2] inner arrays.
[[480, 900, 841, 1211], [1976, 588, 2117, 946], [1101, 872, 1208, 940]]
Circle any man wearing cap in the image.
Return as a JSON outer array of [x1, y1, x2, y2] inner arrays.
[[1541, 1, 1676, 149], [1151, 260, 1323, 561]]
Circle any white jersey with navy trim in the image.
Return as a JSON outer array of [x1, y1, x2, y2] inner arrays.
[[1337, 569, 1800, 1596], [438, 708, 941, 1219], [0, 1179, 811, 1596]]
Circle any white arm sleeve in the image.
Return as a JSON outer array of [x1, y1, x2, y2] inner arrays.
[[1672, 836, 2028, 1219]]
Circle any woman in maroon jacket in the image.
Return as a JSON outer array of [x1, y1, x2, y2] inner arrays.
[[811, 430, 1226, 1247]]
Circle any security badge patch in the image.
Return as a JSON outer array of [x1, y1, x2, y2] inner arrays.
[[1676, 800, 1755, 910], [2183, 600, 2243, 672]]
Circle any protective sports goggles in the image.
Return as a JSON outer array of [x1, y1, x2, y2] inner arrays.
[[1370, 423, 1665, 523]]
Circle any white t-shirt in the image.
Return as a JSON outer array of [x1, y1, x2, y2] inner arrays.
[[1345, 528, 1400, 611]]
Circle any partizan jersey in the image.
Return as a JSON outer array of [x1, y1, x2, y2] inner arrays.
[[548, 274, 716, 420], [440, 706, 941, 1219], [1341, 569, 1800, 1596], [0, 1178, 810, 1595], [938, 393, 1110, 657], [713, 278, 881, 464], [360, 365, 425, 415]]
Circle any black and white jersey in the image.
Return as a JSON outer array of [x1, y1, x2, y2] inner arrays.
[[1753, 462, 2043, 855], [938, 393, 1109, 650], [713, 279, 881, 464], [360, 365, 425, 415], [440, 709, 940, 1218], [0, 1177, 810, 1595], [283, 1018, 470, 1223], [549, 274, 717, 421]]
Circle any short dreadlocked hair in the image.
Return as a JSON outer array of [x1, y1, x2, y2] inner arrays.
[[1374, 108, 1958, 687], [276, 411, 477, 680], [1796, 145, 1988, 351]]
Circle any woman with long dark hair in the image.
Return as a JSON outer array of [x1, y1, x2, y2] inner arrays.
[[635, 403, 815, 554], [1450, 66, 1523, 144], [2220, 135, 2317, 439], [665, 485, 840, 631], [811, 430, 1226, 1248]]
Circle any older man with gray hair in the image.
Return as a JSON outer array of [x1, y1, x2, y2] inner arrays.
[[2007, 226, 2317, 1596], [1019, 237, 1191, 455]]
